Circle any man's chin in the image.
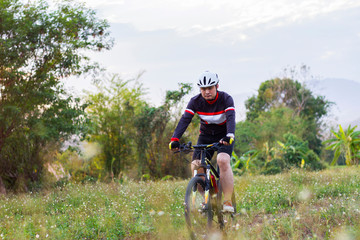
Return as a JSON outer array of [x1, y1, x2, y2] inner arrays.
[[204, 96, 215, 101]]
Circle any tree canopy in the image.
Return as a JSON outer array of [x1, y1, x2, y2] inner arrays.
[[244, 77, 331, 154], [233, 76, 330, 175], [0, 0, 113, 192]]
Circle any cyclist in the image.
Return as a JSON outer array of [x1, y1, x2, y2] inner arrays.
[[169, 70, 236, 213]]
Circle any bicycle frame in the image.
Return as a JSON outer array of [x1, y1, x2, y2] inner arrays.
[[178, 141, 235, 236], [184, 142, 221, 208]]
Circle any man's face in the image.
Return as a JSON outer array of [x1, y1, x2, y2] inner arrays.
[[200, 85, 217, 101]]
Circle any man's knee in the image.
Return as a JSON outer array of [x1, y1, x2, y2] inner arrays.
[[191, 159, 201, 172], [217, 153, 231, 169], [192, 159, 201, 166]]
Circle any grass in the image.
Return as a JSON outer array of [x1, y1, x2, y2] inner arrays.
[[1, 167, 360, 239]]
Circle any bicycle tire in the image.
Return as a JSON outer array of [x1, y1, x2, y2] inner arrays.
[[184, 176, 213, 239]]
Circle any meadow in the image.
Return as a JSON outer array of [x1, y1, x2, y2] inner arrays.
[[1, 167, 360, 239]]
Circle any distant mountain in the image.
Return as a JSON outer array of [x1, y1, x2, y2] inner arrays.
[[232, 78, 360, 128]]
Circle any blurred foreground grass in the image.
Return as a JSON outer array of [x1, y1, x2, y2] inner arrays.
[[1, 167, 360, 239]]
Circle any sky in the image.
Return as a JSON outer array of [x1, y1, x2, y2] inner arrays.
[[65, 0, 360, 117]]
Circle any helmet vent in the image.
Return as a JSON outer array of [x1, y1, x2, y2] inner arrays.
[[198, 71, 219, 87]]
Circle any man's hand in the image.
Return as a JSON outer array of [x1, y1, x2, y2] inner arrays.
[[169, 141, 180, 151], [219, 136, 234, 146]]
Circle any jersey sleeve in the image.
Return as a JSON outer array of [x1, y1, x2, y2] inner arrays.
[[170, 100, 196, 141], [225, 95, 236, 138]]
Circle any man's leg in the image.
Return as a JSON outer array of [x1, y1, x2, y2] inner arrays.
[[217, 152, 234, 202], [191, 159, 201, 176]]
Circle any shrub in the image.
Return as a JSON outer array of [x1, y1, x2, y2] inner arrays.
[[261, 158, 286, 175]]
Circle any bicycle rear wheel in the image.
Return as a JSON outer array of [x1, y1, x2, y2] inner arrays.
[[184, 176, 212, 239]]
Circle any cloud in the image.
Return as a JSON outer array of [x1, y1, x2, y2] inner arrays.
[[84, 0, 360, 31], [81, 0, 360, 46], [321, 51, 336, 60]]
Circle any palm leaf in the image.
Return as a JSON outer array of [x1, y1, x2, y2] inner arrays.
[[326, 142, 341, 150], [323, 138, 338, 145], [339, 125, 347, 140], [330, 148, 341, 166], [348, 125, 357, 133], [330, 130, 340, 139], [350, 130, 360, 138], [352, 139, 360, 143]]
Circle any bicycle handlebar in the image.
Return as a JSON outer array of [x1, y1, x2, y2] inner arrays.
[[174, 141, 222, 154]]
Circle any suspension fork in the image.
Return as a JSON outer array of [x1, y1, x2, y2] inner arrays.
[[201, 149, 211, 205]]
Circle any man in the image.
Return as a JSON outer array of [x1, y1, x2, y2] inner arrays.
[[169, 71, 236, 212]]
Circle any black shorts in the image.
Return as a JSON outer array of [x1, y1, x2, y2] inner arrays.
[[192, 133, 234, 160]]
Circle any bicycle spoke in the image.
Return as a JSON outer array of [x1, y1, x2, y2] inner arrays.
[[184, 177, 212, 239]]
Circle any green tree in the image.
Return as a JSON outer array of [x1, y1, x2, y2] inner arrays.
[[245, 77, 331, 154], [134, 83, 194, 178], [0, 0, 113, 192], [324, 125, 360, 166], [235, 107, 306, 156], [85, 74, 147, 179]]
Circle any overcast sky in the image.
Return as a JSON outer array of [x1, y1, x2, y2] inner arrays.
[[65, 0, 360, 110]]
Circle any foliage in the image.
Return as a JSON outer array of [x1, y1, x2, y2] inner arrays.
[[1, 168, 360, 239], [231, 150, 259, 176], [54, 145, 106, 183], [234, 73, 330, 175], [0, 0, 113, 192], [235, 107, 306, 156], [134, 83, 194, 178], [261, 158, 286, 175], [235, 131, 326, 176], [324, 124, 360, 166], [260, 133, 325, 174], [245, 77, 331, 154], [85, 74, 147, 179], [84, 78, 194, 180]]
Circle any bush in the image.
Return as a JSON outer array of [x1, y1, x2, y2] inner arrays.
[[305, 150, 326, 171], [261, 158, 286, 175]]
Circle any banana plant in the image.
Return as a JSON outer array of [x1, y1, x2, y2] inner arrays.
[[231, 150, 259, 175], [324, 125, 360, 166]]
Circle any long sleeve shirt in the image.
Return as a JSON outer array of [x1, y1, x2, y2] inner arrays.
[[171, 91, 236, 141]]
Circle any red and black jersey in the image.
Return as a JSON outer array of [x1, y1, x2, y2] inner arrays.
[[171, 91, 235, 141]]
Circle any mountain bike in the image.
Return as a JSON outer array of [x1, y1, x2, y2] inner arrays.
[[176, 141, 237, 239]]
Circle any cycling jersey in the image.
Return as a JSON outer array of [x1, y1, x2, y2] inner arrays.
[[171, 90, 235, 141]]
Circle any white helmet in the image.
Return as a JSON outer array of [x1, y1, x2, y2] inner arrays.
[[197, 71, 219, 87]]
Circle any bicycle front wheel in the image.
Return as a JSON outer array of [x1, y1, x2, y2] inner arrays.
[[184, 176, 213, 239]]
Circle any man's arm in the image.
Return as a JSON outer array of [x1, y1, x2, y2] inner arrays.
[[221, 95, 236, 145], [171, 108, 195, 142]]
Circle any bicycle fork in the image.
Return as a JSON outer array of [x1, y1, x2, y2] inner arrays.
[[191, 167, 211, 208], [204, 165, 211, 205]]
